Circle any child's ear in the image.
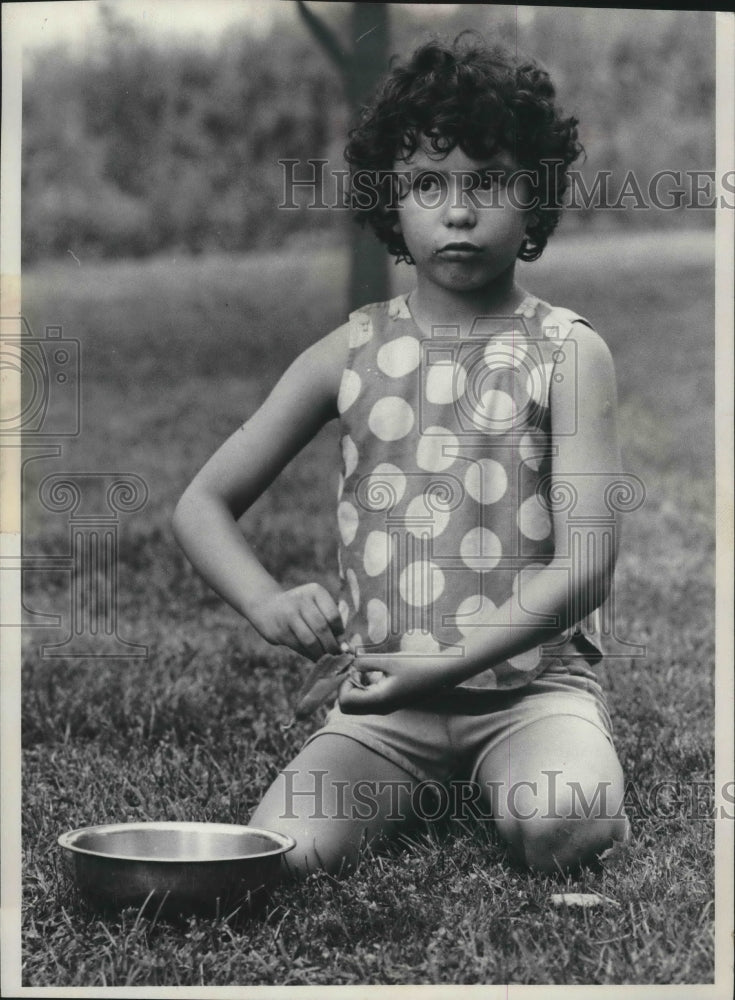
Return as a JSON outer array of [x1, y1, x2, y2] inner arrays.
[[521, 210, 539, 247], [525, 210, 539, 232], [518, 212, 538, 259]]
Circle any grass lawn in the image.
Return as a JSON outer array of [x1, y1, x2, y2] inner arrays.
[[16, 229, 717, 986]]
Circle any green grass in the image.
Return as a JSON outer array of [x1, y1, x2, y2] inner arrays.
[[17, 231, 716, 986]]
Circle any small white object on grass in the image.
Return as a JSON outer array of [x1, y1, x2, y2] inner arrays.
[[549, 892, 607, 909]]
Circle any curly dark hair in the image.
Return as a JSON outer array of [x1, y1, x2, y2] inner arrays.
[[344, 35, 583, 263]]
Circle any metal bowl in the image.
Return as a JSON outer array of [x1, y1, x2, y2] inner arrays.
[[58, 822, 295, 918]]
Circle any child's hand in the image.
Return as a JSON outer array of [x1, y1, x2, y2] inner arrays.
[[248, 583, 344, 661], [337, 655, 444, 714]]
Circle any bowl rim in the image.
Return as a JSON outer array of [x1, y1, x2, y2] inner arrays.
[[58, 821, 296, 863]]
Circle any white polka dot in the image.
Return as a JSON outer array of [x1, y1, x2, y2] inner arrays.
[[525, 362, 555, 407], [471, 389, 517, 433], [484, 338, 529, 373], [454, 594, 498, 637], [399, 560, 445, 607], [341, 435, 358, 478], [337, 501, 359, 545], [507, 647, 542, 672], [511, 562, 547, 595], [346, 568, 360, 611], [464, 459, 508, 505], [416, 428, 458, 472], [519, 431, 548, 471], [425, 361, 467, 404], [518, 493, 552, 540], [364, 463, 406, 509], [338, 600, 350, 629], [337, 548, 344, 579], [400, 631, 441, 654], [405, 493, 450, 537], [349, 313, 373, 348], [366, 598, 389, 644], [377, 336, 421, 378], [337, 473, 344, 501], [460, 528, 502, 571], [368, 396, 414, 441], [364, 530, 392, 577], [337, 370, 361, 413]]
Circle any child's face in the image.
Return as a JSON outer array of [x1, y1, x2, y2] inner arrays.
[[394, 139, 531, 293]]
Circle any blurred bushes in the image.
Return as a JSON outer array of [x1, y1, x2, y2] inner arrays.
[[21, 5, 715, 263], [22, 7, 347, 261]]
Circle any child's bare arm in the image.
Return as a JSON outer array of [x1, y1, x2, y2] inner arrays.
[[172, 323, 349, 661], [340, 323, 622, 712]]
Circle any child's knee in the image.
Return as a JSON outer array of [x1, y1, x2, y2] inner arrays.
[[493, 774, 628, 871], [282, 822, 367, 879], [498, 812, 627, 873], [250, 799, 362, 880]]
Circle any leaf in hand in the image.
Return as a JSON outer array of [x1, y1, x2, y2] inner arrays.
[[292, 650, 355, 720]]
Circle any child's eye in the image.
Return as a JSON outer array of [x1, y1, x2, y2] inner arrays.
[[415, 173, 441, 193]]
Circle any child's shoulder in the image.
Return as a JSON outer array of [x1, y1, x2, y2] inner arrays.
[[537, 299, 616, 411], [535, 297, 611, 358], [535, 298, 594, 337]]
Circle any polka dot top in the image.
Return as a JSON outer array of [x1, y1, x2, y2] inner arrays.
[[335, 292, 602, 691]]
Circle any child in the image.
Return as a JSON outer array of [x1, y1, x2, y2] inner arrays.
[[173, 36, 629, 878]]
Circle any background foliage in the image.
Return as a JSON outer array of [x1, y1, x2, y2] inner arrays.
[[21, 4, 715, 262]]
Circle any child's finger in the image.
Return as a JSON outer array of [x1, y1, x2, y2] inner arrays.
[[353, 655, 395, 677], [287, 616, 324, 660], [299, 602, 341, 656], [337, 670, 393, 714], [311, 586, 345, 638]]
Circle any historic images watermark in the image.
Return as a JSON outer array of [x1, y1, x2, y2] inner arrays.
[[278, 159, 735, 212], [0, 317, 81, 439], [34, 472, 149, 657], [278, 770, 734, 824], [1, 315, 149, 658]]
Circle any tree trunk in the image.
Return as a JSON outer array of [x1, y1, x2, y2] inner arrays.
[[297, 2, 390, 311], [347, 3, 390, 310]]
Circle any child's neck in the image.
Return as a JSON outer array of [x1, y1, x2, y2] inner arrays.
[[409, 269, 530, 338]]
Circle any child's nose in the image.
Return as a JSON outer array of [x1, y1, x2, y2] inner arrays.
[[442, 183, 477, 227]]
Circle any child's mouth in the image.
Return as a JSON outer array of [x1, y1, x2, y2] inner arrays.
[[435, 242, 483, 259]]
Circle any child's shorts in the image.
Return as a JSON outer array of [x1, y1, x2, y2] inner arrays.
[[302, 670, 615, 786]]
